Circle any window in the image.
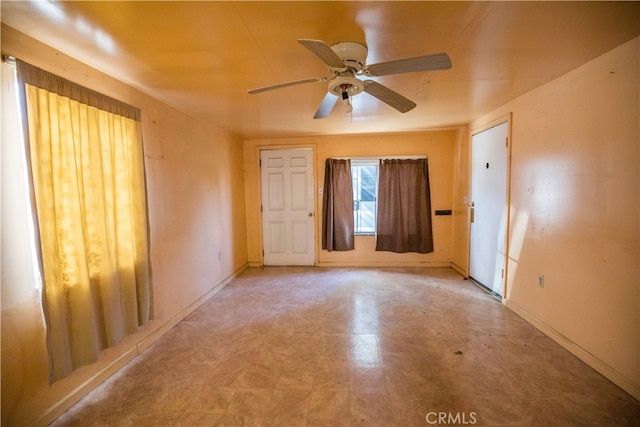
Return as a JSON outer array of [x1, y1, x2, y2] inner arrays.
[[352, 161, 378, 234], [325, 156, 433, 252], [1, 60, 42, 309]]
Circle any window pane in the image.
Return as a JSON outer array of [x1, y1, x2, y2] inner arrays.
[[360, 167, 376, 201], [352, 164, 378, 234], [1, 62, 42, 309]]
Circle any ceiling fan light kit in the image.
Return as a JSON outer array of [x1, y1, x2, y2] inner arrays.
[[341, 90, 353, 113], [328, 74, 364, 96], [248, 38, 451, 119]]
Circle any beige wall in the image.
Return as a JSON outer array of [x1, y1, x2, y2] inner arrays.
[[450, 125, 471, 275], [1, 25, 248, 426], [453, 37, 639, 399], [244, 131, 457, 267]]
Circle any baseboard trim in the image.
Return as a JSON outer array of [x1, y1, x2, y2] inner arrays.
[[33, 347, 139, 427], [137, 263, 248, 354], [33, 263, 249, 427], [317, 261, 452, 268], [504, 298, 640, 401], [450, 262, 468, 277]]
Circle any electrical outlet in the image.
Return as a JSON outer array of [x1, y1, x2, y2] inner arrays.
[[538, 274, 545, 288]]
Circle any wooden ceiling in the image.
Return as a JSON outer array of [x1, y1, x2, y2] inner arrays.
[[2, 1, 639, 139]]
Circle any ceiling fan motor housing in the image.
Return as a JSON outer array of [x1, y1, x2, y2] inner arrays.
[[330, 41, 368, 72], [328, 41, 368, 97]]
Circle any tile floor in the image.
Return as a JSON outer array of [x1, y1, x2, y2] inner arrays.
[[51, 267, 639, 426]]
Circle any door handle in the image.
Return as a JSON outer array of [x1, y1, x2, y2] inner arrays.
[[308, 212, 314, 217]]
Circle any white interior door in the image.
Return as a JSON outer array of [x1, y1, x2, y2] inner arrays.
[[469, 121, 509, 296], [261, 149, 315, 266]]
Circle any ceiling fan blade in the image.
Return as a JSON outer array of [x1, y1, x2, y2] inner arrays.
[[365, 52, 451, 76], [363, 81, 416, 113], [248, 77, 327, 94], [313, 92, 339, 119], [298, 39, 346, 69]]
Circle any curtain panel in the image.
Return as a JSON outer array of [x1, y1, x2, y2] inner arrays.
[[16, 60, 153, 382], [376, 158, 434, 253], [322, 158, 355, 251]]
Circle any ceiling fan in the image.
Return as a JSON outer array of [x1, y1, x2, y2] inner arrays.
[[248, 39, 452, 119]]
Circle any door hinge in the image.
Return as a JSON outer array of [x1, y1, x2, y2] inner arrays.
[[505, 137, 509, 148], [261, 205, 263, 212]]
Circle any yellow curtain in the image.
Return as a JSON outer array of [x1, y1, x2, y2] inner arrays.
[[18, 61, 152, 382]]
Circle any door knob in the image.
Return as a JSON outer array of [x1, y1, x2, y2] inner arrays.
[[308, 212, 314, 217]]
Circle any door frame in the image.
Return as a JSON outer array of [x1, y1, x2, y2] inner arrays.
[[258, 146, 318, 266], [468, 113, 512, 300]]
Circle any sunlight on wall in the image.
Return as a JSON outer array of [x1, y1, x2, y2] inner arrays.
[[505, 208, 529, 299], [507, 209, 529, 265]]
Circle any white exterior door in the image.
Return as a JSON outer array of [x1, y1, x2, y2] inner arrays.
[[469, 121, 509, 296], [261, 149, 315, 266]]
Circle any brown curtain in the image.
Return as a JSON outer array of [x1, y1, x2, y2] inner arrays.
[[322, 159, 354, 251], [376, 158, 434, 253]]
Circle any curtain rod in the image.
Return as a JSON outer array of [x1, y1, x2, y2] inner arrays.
[[331, 155, 427, 160], [2, 55, 17, 67]]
